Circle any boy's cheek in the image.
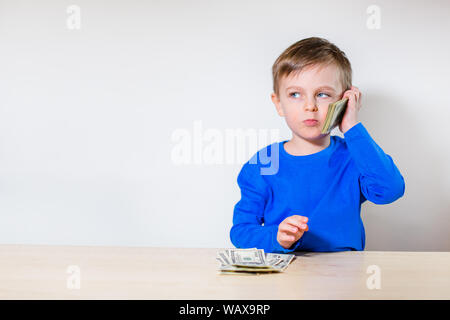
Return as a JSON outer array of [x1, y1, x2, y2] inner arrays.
[[282, 106, 300, 119]]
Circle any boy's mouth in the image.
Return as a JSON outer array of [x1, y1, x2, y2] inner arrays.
[[303, 119, 319, 126]]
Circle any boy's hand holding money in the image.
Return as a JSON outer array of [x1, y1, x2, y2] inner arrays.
[[339, 86, 362, 134], [277, 215, 309, 249]]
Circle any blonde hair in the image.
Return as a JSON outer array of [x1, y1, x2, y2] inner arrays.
[[272, 37, 352, 96]]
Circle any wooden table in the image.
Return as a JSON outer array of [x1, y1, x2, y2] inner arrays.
[[1, 245, 449, 299]]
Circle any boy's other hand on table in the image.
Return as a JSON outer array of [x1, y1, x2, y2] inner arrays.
[[277, 215, 309, 249]]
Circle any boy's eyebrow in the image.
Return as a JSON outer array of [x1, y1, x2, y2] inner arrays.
[[286, 85, 337, 92]]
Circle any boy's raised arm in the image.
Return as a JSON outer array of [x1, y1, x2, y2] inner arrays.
[[344, 122, 406, 205]]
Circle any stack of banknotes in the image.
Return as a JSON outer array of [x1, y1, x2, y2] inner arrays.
[[321, 98, 349, 134], [216, 248, 295, 274]]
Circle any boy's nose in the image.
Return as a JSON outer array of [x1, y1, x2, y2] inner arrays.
[[304, 104, 318, 112]]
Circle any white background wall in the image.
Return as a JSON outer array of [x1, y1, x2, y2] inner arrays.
[[1, 0, 449, 251]]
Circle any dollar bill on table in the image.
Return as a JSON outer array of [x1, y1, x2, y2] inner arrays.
[[321, 98, 348, 134], [216, 248, 295, 274]]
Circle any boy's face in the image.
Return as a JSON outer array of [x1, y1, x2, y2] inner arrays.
[[271, 63, 344, 141]]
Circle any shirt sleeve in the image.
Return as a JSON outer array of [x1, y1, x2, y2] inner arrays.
[[230, 162, 302, 253], [344, 122, 406, 205]]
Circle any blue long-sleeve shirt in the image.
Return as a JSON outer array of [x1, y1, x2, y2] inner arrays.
[[230, 122, 405, 253]]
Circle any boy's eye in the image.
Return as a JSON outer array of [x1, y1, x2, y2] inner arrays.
[[289, 92, 331, 98]]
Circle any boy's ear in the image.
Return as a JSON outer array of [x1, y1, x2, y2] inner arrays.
[[271, 93, 285, 117]]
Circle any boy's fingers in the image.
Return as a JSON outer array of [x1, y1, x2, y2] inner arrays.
[[287, 215, 308, 226], [281, 224, 298, 234], [286, 222, 308, 232], [285, 216, 308, 228], [295, 215, 309, 223], [344, 90, 355, 101], [282, 222, 307, 235], [280, 232, 295, 242]]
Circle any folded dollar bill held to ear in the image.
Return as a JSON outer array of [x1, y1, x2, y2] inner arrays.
[[321, 98, 349, 134]]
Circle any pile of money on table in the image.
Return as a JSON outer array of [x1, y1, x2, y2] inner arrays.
[[216, 248, 295, 274]]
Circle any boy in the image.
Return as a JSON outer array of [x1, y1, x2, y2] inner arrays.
[[230, 37, 405, 253]]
